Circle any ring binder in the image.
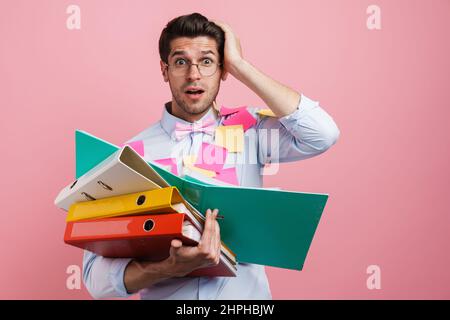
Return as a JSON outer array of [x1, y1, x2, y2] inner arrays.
[[64, 213, 237, 277], [54, 145, 162, 211]]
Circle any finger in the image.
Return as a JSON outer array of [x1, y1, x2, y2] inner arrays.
[[169, 239, 183, 257], [207, 209, 220, 264], [211, 20, 232, 33], [210, 19, 225, 28], [213, 210, 221, 260], [171, 239, 182, 248], [200, 209, 213, 247], [209, 209, 219, 253]]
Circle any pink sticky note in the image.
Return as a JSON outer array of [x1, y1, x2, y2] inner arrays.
[[121, 140, 144, 157], [153, 158, 178, 176], [222, 108, 257, 131], [220, 105, 247, 116], [194, 142, 227, 172], [215, 167, 239, 186]]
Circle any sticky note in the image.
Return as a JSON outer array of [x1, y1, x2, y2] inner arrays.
[[182, 155, 216, 177], [182, 155, 197, 167], [186, 166, 216, 178], [214, 167, 239, 186], [215, 125, 244, 153], [256, 109, 276, 117], [153, 158, 178, 176], [121, 140, 144, 157], [194, 142, 227, 172], [220, 105, 247, 116], [223, 108, 257, 131]]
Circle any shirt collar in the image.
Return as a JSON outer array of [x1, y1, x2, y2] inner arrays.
[[160, 101, 219, 136]]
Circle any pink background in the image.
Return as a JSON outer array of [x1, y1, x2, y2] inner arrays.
[[1, 0, 449, 299]]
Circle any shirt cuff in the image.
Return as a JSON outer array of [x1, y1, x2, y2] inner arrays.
[[278, 94, 319, 130], [108, 258, 134, 298]]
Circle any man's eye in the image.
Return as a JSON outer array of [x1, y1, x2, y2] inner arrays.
[[202, 58, 213, 65], [175, 59, 187, 66]]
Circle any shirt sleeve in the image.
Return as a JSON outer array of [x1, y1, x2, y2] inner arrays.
[[254, 94, 340, 164], [82, 250, 135, 299]]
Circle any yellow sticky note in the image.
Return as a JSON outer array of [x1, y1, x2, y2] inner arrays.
[[182, 155, 216, 178], [215, 125, 244, 153], [182, 155, 197, 167], [188, 166, 216, 178], [256, 109, 276, 117]]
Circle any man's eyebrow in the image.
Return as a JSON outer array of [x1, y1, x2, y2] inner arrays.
[[169, 50, 217, 58], [201, 50, 216, 56], [170, 50, 187, 58]]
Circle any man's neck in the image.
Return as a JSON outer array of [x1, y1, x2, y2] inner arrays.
[[168, 101, 211, 123]]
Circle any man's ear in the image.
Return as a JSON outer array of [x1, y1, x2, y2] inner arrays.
[[160, 60, 169, 82], [221, 69, 228, 81]]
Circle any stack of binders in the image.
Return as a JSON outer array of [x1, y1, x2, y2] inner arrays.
[[55, 146, 237, 277], [57, 130, 331, 272]]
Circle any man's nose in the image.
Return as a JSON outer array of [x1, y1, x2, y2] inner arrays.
[[186, 64, 202, 81]]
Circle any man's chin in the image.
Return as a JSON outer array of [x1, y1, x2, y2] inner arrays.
[[182, 102, 211, 115]]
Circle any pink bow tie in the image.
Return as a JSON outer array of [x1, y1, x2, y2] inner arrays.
[[174, 117, 216, 141]]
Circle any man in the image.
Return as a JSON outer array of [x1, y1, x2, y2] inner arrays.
[[83, 13, 340, 300]]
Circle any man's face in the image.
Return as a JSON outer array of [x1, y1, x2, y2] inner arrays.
[[161, 36, 226, 117]]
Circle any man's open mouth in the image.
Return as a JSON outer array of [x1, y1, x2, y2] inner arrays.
[[185, 89, 205, 95], [185, 88, 205, 99]]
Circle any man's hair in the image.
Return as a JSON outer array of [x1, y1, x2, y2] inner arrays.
[[159, 13, 225, 66]]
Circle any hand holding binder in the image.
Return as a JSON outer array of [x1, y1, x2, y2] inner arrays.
[[167, 209, 228, 277]]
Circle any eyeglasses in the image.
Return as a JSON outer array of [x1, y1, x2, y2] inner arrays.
[[164, 59, 222, 77]]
